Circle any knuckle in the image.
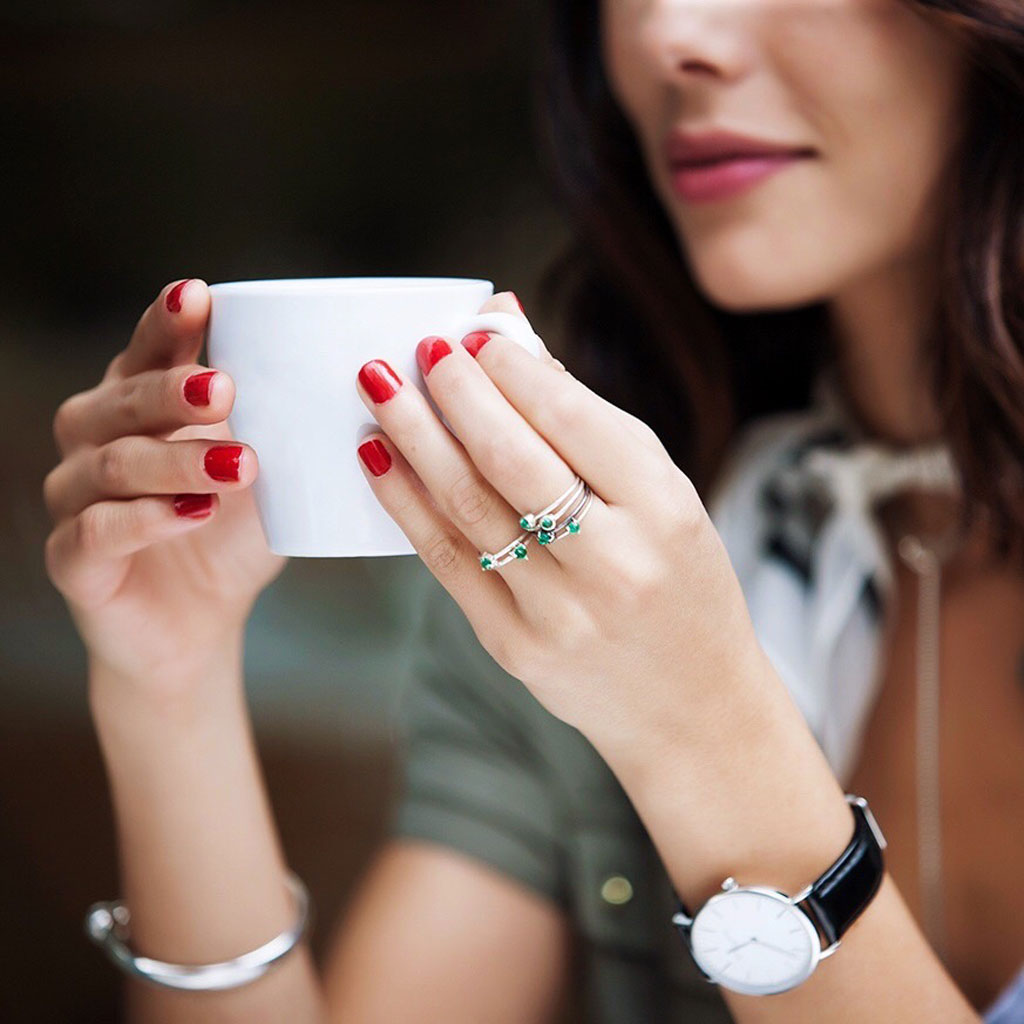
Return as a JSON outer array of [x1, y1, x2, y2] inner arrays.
[[95, 438, 134, 491], [422, 531, 462, 577], [446, 470, 496, 528], [476, 434, 532, 493], [52, 394, 83, 451], [543, 384, 582, 433], [42, 466, 64, 521], [644, 463, 702, 533], [112, 376, 146, 435], [75, 504, 106, 554], [489, 632, 537, 681]]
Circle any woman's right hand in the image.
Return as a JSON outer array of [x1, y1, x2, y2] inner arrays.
[[43, 278, 288, 694]]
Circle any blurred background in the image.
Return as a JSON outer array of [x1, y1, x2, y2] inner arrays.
[[0, 1, 569, 1018]]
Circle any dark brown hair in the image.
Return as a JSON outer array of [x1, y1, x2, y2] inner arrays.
[[534, 0, 1024, 565]]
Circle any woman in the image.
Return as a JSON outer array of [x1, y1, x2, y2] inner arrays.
[[42, 0, 1023, 1021]]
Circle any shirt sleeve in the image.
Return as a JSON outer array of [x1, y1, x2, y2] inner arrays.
[[386, 572, 568, 910]]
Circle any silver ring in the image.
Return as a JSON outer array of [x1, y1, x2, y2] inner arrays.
[[479, 530, 531, 571], [518, 474, 592, 546]]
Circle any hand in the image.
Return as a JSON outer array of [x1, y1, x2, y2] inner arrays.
[[43, 279, 287, 692], [354, 291, 766, 755]]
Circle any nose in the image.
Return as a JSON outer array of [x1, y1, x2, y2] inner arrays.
[[637, 0, 753, 86]]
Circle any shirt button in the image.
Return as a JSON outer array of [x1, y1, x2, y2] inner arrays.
[[600, 875, 634, 906]]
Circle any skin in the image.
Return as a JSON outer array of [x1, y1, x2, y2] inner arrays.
[[41, 2, 1010, 1021]]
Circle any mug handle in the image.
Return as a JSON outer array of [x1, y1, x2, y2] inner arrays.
[[449, 310, 543, 359], [430, 310, 544, 437]]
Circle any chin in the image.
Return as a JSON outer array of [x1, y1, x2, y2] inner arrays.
[[684, 249, 836, 314]]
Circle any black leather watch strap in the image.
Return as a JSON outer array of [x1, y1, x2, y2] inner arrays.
[[799, 795, 886, 946], [672, 794, 886, 947]]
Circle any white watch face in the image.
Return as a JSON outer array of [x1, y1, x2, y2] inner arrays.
[[690, 886, 821, 995]]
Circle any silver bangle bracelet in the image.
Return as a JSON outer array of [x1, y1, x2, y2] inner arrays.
[[84, 871, 312, 991]]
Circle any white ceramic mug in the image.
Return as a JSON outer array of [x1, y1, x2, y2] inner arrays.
[[205, 277, 543, 557]]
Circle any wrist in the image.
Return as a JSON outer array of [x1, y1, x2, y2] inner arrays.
[[88, 631, 247, 737], [590, 645, 854, 906]]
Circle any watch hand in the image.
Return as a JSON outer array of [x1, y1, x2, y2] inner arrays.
[[754, 939, 798, 959], [727, 939, 751, 954]]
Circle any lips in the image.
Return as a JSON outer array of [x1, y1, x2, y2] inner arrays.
[[663, 128, 817, 203], [664, 128, 816, 166]]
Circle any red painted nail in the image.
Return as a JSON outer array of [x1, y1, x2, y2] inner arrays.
[[166, 279, 193, 313], [461, 331, 492, 358], [358, 439, 392, 477], [173, 493, 214, 518], [205, 444, 242, 481], [416, 336, 452, 377], [184, 370, 217, 406], [509, 291, 525, 314], [358, 360, 402, 404]]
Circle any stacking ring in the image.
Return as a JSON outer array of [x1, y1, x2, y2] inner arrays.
[[478, 474, 594, 571]]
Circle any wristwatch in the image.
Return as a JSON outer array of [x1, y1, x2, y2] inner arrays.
[[671, 793, 887, 996]]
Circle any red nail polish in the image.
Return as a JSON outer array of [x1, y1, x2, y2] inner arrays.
[[173, 493, 214, 518], [358, 439, 392, 477], [205, 444, 242, 481], [509, 291, 525, 314], [184, 370, 217, 406], [166, 279, 193, 313], [461, 331, 492, 358], [416, 336, 452, 377], [358, 360, 402, 404]]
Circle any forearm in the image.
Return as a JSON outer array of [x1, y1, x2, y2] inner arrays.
[[590, 645, 980, 1023], [88, 638, 329, 1024]]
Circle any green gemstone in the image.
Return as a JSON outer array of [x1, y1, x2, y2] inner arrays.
[[519, 516, 532, 531], [480, 555, 493, 570], [567, 519, 580, 534], [538, 531, 554, 545], [540, 516, 555, 530], [514, 544, 528, 559]]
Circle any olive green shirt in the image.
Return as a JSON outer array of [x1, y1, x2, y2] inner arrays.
[[388, 569, 732, 1023]]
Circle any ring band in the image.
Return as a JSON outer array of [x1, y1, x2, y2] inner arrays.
[[479, 474, 593, 570]]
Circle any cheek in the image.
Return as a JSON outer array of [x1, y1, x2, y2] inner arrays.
[[600, 3, 659, 138], [681, 4, 968, 310]]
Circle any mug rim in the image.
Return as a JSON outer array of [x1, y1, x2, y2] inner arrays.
[[207, 277, 493, 296]]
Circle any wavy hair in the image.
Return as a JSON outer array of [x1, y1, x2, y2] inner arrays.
[[534, 0, 1024, 564]]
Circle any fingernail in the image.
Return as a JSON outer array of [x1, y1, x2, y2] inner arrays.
[[416, 336, 452, 377], [358, 360, 402, 404], [173, 493, 214, 518], [166, 279, 193, 313], [184, 370, 217, 406], [461, 331, 492, 358], [509, 291, 525, 314], [358, 439, 392, 477], [205, 444, 242, 481]]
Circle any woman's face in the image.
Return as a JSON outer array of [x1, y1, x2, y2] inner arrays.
[[600, 0, 972, 312]]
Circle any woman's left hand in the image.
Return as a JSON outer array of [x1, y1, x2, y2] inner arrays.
[[354, 291, 770, 759]]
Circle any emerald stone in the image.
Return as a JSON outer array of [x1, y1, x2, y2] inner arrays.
[[480, 555, 494, 570], [540, 516, 555, 530], [514, 544, 528, 559], [567, 519, 580, 534], [519, 515, 533, 531], [538, 530, 554, 545]]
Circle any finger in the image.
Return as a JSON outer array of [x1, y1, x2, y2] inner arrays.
[[354, 433, 528, 623], [44, 493, 219, 608], [459, 329, 671, 508], [355, 358, 566, 595], [43, 435, 256, 524], [107, 278, 210, 382], [411, 336, 617, 571], [476, 290, 569, 372], [52, 364, 234, 456]]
